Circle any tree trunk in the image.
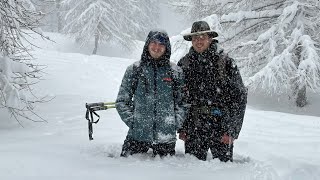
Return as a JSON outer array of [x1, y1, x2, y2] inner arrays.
[[56, 0, 62, 32], [296, 85, 307, 107], [294, 43, 307, 107], [92, 33, 99, 54]]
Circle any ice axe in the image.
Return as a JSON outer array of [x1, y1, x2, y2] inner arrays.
[[85, 102, 115, 140]]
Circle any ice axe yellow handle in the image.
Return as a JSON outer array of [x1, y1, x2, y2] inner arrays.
[[85, 102, 116, 111]]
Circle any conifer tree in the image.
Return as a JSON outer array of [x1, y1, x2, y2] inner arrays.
[[62, 0, 159, 54]]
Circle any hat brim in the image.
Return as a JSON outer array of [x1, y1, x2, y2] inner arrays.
[[183, 30, 218, 41]]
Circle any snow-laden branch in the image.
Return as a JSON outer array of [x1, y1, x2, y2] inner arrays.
[[246, 49, 297, 93], [297, 35, 320, 91], [1, 0, 49, 122], [221, 9, 283, 23]]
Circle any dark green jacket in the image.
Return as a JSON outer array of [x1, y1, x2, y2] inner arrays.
[[116, 31, 187, 143], [178, 42, 247, 139]]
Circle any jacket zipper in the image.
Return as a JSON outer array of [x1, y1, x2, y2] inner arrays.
[[153, 65, 158, 142]]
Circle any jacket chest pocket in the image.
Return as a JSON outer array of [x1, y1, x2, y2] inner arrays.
[[158, 75, 173, 95]]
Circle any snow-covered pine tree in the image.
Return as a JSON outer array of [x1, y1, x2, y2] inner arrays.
[[32, 0, 64, 32], [171, 0, 320, 107], [217, 0, 320, 107], [61, 0, 159, 54], [167, 0, 216, 23], [35, 0, 68, 33], [133, 0, 159, 41], [0, 0, 48, 122], [26, 0, 55, 32]]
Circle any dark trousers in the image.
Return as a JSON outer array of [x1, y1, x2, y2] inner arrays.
[[120, 136, 176, 157], [185, 130, 233, 162], [184, 107, 233, 162]]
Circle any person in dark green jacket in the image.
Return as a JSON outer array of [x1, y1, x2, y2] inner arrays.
[[178, 21, 247, 162], [116, 30, 187, 157]]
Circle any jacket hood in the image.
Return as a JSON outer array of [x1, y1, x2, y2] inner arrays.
[[140, 30, 171, 66]]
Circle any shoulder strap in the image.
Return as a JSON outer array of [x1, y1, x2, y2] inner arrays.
[[217, 51, 227, 80], [131, 63, 142, 95]]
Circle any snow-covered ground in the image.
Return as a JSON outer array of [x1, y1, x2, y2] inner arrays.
[[0, 33, 320, 180]]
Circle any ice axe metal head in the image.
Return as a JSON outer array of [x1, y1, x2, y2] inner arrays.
[[85, 102, 116, 140]]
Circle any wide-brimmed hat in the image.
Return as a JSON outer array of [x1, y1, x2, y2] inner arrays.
[[183, 21, 218, 41]]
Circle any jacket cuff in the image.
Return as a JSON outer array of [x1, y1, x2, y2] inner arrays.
[[177, 128, 186, 133]]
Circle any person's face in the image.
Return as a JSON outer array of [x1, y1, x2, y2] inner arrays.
[[191, 34, 212, 53], [148, 41, 166, 59]]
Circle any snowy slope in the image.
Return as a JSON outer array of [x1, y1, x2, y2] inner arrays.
[[0, 33, 320, 180]]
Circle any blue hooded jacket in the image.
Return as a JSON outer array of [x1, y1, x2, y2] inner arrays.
[[116, 30, 187, 143]]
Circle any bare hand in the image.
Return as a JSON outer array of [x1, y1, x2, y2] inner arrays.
[[179, 132, 187, 141], [221, 133, 234, 144]]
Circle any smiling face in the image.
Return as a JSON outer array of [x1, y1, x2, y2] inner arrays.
[[148, 41, 166, 60], [191, 34, 212, 53]]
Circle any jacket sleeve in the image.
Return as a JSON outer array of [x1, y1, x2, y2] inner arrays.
[[176, 57, 191, 133], [173, 66, 189, 131], [115, 65, 135, 128], [224, 57, 248, 139]]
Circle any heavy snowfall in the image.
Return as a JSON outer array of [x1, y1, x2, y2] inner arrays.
[[1, 1, 320, 180]]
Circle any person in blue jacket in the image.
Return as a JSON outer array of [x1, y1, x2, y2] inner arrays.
[[115, 30, 187, 157]]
